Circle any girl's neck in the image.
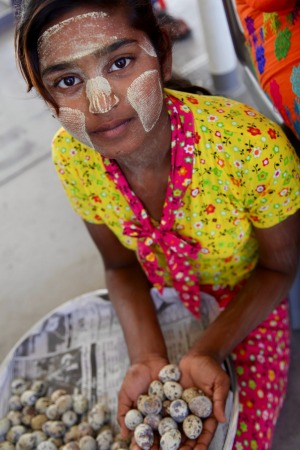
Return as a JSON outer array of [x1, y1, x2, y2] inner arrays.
[[116, 106, 172, 176], [116, 107, 172, 222]]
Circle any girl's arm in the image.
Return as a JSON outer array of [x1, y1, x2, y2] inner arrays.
[[187, 209, 300, 363], [84, 221, 170, 438], [179, 210, 300, 435], [84, 221, 168, 364]]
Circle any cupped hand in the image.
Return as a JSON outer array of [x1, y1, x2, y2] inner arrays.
[[178, 353, 231, 450], [118, 355, 169, 439], [118, 353, 230, 450]]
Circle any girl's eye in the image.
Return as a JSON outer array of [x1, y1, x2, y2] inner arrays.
[[109, 57, 132, 72], [57, 76, 81, 89]]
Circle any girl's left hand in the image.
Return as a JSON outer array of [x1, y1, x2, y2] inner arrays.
[[178, 352, 231, 450]]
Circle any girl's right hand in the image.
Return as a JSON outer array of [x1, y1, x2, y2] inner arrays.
[[118, 355, 169, 440]]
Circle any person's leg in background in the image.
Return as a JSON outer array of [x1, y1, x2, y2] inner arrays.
[[151, 0, 192, 41], [235, 0, 300, 142]]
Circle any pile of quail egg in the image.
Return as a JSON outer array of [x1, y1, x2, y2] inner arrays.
[[0, 378, 130, 450], [124, 364, 213, 450]]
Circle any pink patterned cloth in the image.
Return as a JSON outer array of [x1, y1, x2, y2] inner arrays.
[[201, 284, 290, 450], [103, 95, 203, 317]]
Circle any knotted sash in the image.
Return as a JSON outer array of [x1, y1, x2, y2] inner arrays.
[[103, 95, 202, 317]]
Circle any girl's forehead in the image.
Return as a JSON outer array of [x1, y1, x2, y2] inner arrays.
[[38, 10, 140, 69], [38, 11, 119, 48], [38, 11, 110, 42]]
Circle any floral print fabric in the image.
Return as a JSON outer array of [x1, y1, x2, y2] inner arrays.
[[232, 300, 290, 450], [102, 95, 203, 317], [201, 284, 290, 450], [236, 0, 300, 139], [52, 89, 300, 295]]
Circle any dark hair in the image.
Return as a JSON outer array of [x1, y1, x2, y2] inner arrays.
[[15, 0, 172, 109]]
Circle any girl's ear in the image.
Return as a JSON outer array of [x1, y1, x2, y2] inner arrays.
[[160, 29, 173, 82]]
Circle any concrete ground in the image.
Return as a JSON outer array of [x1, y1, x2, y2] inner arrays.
[[0, 0, 299, 448]]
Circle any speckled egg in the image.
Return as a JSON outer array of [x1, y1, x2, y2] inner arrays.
[[134, 424, 154, 450], [158, 417, 178, 437], [143, 414, 161, 430], [17, 432, 37, 450], [181, 387, 203, 404], [182, 415, 203, 440], [8, 395, 22, 411], [45, 405, 59, 421], [7, 411, 22, 426], [137, 395, 162, 416], [124, 409, 143, 431], [163, 382, 183, 401], [158, 365, 181, 383], [188, 395, 213, 419], [95, 426, 113, 450], [42, 421, 66, 439], [169, 399, 189, 423], [30, 380, 48, 397], [87, 405, 106, 431], [35, 398, 52, 414], [77, 423, 93, 438], [11, 379, 28, 396], [62, 411, 78, 428], [6, 425, 27, 444], [148, 380, 165, 400], [79, 435, 97, 450], [72, 395, 89, 415], [37, 441, 58, 450], [31, 414, 48, 431], [50, 390, 67, 404], [20, 391, 37, 407], [32, 430, 47, 445], [56, 395, 73, 415], [160, 429, 181, 450]]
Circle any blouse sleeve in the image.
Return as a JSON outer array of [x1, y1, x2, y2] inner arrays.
[[231, 118, 300, 228], [51, 128, 104, 224]]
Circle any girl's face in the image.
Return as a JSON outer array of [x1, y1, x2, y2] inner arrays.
[[39, 5, 171, 158]]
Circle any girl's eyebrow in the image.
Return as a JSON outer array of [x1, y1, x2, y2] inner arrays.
[[41, 38, 138, 77]]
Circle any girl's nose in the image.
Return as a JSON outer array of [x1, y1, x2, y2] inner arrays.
[[86, 76, 119, 114]]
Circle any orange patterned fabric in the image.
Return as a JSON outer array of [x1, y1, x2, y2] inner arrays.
[[236, 0, 300, 140]]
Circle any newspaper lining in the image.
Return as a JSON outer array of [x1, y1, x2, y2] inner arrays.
[[0, 289, 238, 449]]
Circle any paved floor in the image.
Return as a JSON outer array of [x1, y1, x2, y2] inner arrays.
[[0, 0, 299, 448]]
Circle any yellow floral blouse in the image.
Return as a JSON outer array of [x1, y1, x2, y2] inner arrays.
[[52, 89, 300, 289]]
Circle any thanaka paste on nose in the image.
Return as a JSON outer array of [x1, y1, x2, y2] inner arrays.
[[86, 76, 119, 114]]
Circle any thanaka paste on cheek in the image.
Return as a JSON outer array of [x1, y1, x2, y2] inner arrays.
[[127, 70, 163, 132], [58, 107, 94, 149], [86, 76, 119, 113]]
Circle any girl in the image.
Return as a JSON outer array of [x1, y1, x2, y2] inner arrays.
[[15, 1, 300, 448]]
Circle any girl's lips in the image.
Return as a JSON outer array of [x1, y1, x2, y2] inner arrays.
[[90, 118, 132, 139]]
